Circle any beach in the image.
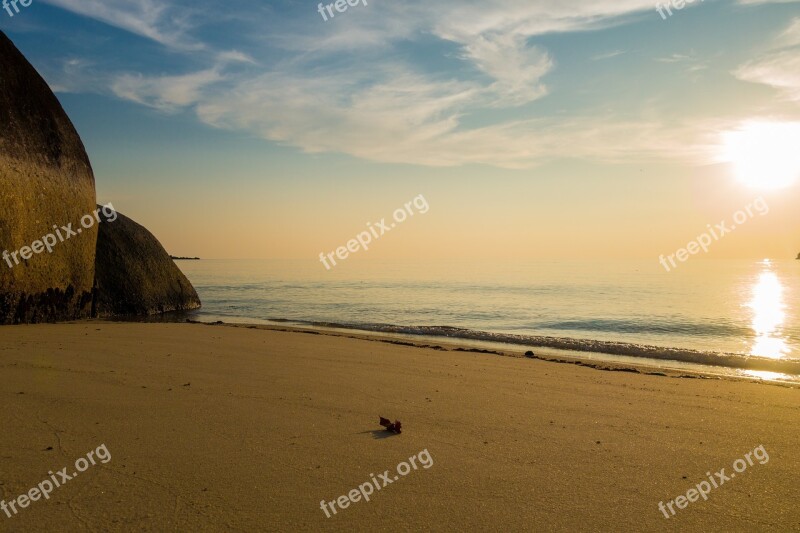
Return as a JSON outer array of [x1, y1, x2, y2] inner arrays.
[[4, 3, 800, 532], [1, 322, 797, 531]]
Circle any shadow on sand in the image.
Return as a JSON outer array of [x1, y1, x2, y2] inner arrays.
[[357, 430, 399, 440]]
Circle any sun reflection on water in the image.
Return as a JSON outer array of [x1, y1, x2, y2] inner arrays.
[[745, 262, 789, 359], [741, 370, 792, 382]]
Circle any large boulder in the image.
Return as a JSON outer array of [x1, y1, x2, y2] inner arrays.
[[0, 31, 97, 324], [1, 31, 202, 323], [93, 209, 201, 317]]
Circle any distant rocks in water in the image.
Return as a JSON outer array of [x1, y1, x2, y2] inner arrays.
[[94, 209, 201, 317], [0, 30, 201, 323], [170, 256, 200, 260], [0, 31, 96, 324]]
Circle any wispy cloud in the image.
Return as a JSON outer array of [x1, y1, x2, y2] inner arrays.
[[656, 53, 694, 63], [72, 0, 681, 168], [111, 68, 224, 112], [35, 0, 800, 168], [592, 50, 626, 60], [101, 59, 724, 168], [735, 18, 800, 102], [736, 50, 800, 101], [39, 0, 202, 50], [775, 17, 800, 48], [459, 33, 553, 106]]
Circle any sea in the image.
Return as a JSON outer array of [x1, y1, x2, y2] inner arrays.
[[176, 258, 800, 383]]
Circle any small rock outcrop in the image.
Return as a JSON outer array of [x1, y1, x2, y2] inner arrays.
[[93, 209, 201, 317], [0, 31, 97, 324]]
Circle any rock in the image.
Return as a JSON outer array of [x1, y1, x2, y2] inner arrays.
[[1, 31, 201, 323], [0, 31, 97, 324], [525, 350, 535, 358], [93, 208, 201, 317]]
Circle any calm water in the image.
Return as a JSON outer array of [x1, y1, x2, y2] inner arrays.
[[178, 259, 800, 374]]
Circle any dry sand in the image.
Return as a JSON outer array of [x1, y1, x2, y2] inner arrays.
[[0, 322, 797, 531]]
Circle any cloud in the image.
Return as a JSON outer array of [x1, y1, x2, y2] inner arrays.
[[80, 0, 678, 168], [735, 50, 800, 101], [656, 53, 695, 63], [734, 18, 800, 102], [39, 0, 202, 50], [46, 58, 102, 93], [216, 50, 257, 65], [775, 17, 800, 48], [592, 50, 626, 60], [40, 0, 789, 169], [458, 33, 553, 106], [111, 68, 223, 111], [104, 60, 719, 168]]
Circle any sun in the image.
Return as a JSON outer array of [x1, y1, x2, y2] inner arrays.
[[721, 121, 800, 190]]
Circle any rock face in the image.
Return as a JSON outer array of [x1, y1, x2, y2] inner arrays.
[[93, 209, 201, 317], [0, 31, 97, 324], [1, 30, 201, 323]]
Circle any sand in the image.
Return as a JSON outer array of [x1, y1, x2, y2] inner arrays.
[[0, 322, 797, 531]]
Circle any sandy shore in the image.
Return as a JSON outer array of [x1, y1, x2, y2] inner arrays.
[[0, 322, 797, 531]]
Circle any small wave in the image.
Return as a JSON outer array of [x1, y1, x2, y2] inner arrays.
[[535, 318, 746, 337], [270, 319, 800, 375]]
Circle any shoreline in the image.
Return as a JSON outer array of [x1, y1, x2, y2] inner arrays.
[[21, 312, 800, 384], [179, 318, 800, 388]]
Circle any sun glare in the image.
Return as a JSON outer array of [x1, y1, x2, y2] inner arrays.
[[746, 266, 789, 359], [721, 121, 800, 190]]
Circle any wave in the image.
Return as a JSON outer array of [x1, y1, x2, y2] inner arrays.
[[267, 319, 800, 375], [534, 318, 746, 337]]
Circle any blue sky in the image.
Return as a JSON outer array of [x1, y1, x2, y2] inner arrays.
[[2, 0, 799, 260]]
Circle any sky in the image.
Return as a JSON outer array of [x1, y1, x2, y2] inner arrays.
[[2, 0, 800, 262]]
